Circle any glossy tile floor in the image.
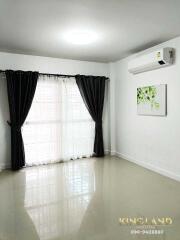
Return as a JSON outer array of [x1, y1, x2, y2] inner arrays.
[[0, 156, 180, 240]]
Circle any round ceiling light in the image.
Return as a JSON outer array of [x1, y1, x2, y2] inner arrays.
[[64, 30, 98, 45]]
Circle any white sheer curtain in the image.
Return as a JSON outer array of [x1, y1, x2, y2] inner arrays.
[[22, 75, 95, 166]]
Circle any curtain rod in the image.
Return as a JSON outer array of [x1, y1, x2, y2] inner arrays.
[[0, 70, 109, 80]]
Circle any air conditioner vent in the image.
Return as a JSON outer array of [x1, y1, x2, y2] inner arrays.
[[128, 48, 173, 74]]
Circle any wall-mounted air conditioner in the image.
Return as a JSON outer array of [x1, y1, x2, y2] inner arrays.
[[128, 47, 173, 74]]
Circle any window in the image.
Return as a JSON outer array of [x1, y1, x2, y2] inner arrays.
[[23, 76, 94, 166]]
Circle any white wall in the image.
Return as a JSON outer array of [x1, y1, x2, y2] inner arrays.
[[110, 36, 180, 181], [0, 52, 110, 170]]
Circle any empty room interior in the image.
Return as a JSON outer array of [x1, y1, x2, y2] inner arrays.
[[0, 0, 180, 239]]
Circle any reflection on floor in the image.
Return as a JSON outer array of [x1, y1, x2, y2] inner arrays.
[[0, 156, 180, 240]]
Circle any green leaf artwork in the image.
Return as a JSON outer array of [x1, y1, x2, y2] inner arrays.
[[137, 86, 160, 109]]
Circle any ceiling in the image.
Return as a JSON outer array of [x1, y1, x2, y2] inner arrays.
[[0, 0, 180, 62]]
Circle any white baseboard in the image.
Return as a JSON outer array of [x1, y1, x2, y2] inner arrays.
[[113, 151, 180, 182], [0, 151, 111, 171], [105, 149, 110, 155], [110, 151, 116, 156], [0, 163, 10, 171], [2, 151, 179, 182]]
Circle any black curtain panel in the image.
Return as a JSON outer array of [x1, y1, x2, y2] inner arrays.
[[5, 70, 39, 170], [75, 75, 106, 157]]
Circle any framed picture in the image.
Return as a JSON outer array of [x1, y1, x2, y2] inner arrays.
[[137, 84, 167, 116]]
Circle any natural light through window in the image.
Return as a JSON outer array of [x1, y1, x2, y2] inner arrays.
[[22, 76, 95, 166]]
